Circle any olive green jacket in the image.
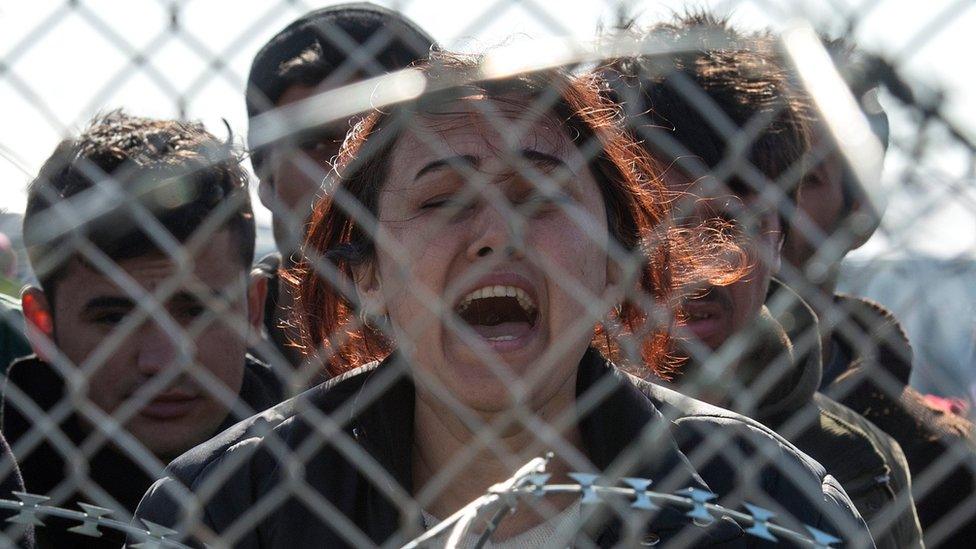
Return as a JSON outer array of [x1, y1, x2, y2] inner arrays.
[[677, 282, 922, 548], [822, 294, 976, 547]]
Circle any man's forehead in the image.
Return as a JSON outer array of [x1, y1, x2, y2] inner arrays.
[[60, 254, 188, 298], [57, 233, 243, 297], [277, 73, 361, 107], [665, 173, 768, 219], [274, 81, 357, 143]]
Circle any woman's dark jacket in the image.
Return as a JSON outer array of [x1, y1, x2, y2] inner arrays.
[[133, 349, 873, 548]]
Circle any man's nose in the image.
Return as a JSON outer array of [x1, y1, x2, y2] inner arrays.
[[136, 324, 180, 376]]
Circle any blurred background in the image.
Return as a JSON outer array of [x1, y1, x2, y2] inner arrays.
[[1, 0, 973, 402]]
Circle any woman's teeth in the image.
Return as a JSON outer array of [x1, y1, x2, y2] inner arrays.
[[456, 285, 536, 315]]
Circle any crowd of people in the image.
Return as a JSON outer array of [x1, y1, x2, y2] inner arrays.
[[0, 3, 973, 548]]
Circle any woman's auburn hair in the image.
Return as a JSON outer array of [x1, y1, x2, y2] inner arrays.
[[289, 52, 744, 379]]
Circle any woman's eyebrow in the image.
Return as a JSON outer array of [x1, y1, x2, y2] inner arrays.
[[414, 154, 478, 180], [519, 149, 570, 171]]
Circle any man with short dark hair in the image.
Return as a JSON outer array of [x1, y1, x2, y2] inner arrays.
[[246, 3, 436, 372], [606, 14, 922, 547], [3, 111, 282, 548]]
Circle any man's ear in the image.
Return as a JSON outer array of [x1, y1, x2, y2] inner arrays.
[[771, 228, 785, 276], [843, 196, 881, 252], [257, 175, 275, 211], [246, 273, 268, 334], [21, 286, 54, 361]]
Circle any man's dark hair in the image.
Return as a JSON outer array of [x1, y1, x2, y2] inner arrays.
[[606, 12, 814, 235], [245, 2, 437, 175], [23, 110, 255, 299]]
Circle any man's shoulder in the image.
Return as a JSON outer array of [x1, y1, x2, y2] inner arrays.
[[832, 293, 913, 384], [2, 355, 65, 432], [627, 375, 829, 475], [805, 393, 897, 480], [166, 361, 381, 483], [833, 293, 904, 331], [813, 392, 901, 454]]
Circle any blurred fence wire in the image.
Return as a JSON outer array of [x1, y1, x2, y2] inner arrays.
[[0, 1, 974, 548]]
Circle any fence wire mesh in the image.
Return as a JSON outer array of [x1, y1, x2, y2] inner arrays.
[[0, 1, 974, 548]]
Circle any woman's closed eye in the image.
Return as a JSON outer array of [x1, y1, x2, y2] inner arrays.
[[514, 188, 573, 218], [419, 194, 478, 218]]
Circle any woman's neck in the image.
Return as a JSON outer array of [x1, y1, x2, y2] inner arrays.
[[411, 372, 584, 538]]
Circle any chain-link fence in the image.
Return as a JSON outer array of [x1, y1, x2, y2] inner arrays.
[[0, 1, 974, 548]]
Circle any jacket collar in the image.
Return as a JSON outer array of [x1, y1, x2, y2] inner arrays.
[[749, 280, 824, 420], [575, 347, 709, 489], [672, 280, 823, 421], [830, 293, 913, 387], [340, 348, 723, 545], [347, 349, 707, 488]]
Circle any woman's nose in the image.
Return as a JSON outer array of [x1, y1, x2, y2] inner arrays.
[[465, 203, 521, 261]]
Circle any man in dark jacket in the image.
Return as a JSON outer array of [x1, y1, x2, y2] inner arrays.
[[775, 31, 976, 549], [132, 349, 873, 548], [604, 14, 921, 546], [3, 112, 283, 547], [245, 3, 436, 375]]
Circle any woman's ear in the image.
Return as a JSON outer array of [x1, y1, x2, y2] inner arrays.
[[351, 260, 385, 319], [21, 286, 55, 362], [604, 254, 628, 304]]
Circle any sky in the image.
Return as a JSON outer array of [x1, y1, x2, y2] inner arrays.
[[1, 0, 974, 259]]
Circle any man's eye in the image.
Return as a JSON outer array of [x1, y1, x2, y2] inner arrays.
[[299, 140, 332, 153], [92, 311, 127, 325], [298, 132, 343, 155], [178, 305, 207, 319]]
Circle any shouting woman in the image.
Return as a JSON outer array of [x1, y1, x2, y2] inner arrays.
[[133, 53, 872, 548]]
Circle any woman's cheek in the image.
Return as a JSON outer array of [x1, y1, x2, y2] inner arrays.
[[534, 221, 605, 277]]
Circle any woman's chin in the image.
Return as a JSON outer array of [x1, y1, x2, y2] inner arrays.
[[417, 334, 559, 409]]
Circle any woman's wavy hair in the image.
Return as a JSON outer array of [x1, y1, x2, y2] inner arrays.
[[290, 52, 743, 378]]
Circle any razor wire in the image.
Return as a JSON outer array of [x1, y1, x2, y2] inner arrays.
[[0, 1, 974, 549], [403, 455, 842, 548]]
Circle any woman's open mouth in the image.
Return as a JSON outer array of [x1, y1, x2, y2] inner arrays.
[[454, 285, 539, 346]]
